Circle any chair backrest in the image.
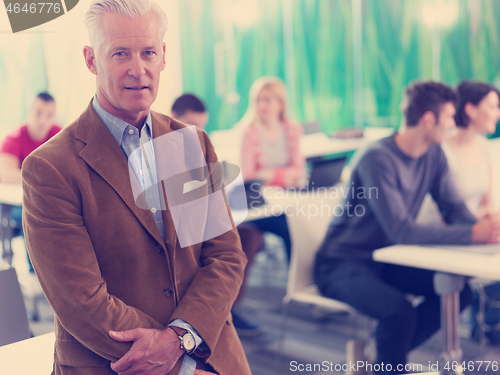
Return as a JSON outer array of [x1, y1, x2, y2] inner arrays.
[[285, 188, 341, 298], [0, 267, 30, 346]]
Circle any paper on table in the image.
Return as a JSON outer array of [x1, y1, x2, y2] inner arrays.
[[427, 244, 500, 255]]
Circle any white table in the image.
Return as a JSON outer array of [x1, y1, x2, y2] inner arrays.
[[211, 128, 394, 166], [373, 245, 500, 280], [0, 183, 23, 265], [0, 332, 54, 375], [374, 244, 500, 374]]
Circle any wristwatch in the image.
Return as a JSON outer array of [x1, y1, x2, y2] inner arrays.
[[169, 326, 196, 354]]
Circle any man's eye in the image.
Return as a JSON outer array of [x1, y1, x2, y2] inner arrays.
[[114, 52, 126, 57], [145, 51, 155, 55]]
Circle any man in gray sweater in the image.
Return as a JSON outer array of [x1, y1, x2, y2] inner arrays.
[[315, 81, 500, 374]]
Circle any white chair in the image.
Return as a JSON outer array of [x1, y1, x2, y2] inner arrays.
[[275, 188, 354, 372], [282, 198, 351, 312], [0, 267, 31, 346]]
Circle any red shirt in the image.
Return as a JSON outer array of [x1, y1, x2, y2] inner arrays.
[[0, 124, 62, 168]]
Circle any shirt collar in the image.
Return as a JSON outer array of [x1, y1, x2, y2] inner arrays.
[[92, 95, 153, 146]]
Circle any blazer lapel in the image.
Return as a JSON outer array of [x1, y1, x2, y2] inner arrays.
[[75, 102, 165, 248]]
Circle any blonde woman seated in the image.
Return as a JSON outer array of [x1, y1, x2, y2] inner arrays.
[[239, 76, 305, 187], [233, 77, 305, 335]]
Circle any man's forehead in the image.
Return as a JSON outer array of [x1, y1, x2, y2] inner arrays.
[[99, 12, 162, 48]]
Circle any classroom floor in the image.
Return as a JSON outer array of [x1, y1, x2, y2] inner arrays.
[[21, 236, 500, 375]]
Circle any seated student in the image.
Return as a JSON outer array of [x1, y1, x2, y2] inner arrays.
[[449, 81, 500, 216], [314, 81, 500, 375], [233, 76, 305, 334], [0, 92, 61, 183], [0, 92, 61, 272], [417, 81, 500, 223], [441, 81, 500, 341], [171, 93, 209, 129]]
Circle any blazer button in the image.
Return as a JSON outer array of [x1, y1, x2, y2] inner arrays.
[[163, 287, 173, 297], [155, 245, 164, 253]]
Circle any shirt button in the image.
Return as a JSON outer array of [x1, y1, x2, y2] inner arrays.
[[155, 245, 164, 253], [128, 129, 134, 135], [163, 287, 173, 297], [151, 208, 157, 214], [139, 170, 143, 175]]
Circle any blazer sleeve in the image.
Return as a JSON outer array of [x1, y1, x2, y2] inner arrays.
[[169, 130, 247, 359], [22, 154, 165, 363]]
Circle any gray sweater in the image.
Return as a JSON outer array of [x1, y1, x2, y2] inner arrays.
[[317, 135, 478, 261]]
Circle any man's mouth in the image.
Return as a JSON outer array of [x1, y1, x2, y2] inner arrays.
[[126, 86, 148, 91]]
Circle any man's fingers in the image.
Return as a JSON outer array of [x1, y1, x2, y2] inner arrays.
[[110, 350, 139, 373], [108, 329, 142, 372], [109, 329, 139, 342]]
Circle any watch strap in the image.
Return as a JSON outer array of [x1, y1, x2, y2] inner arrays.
[[169, 325, 188, 337]]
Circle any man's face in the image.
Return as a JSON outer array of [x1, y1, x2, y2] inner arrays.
[[177, 110, 209, 129], [27, 98, 56, 141], [427, 102, 456, 144], [85, 12, 166, 123]]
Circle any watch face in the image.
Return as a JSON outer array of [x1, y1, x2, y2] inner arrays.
[[182, 332, 195, 351]]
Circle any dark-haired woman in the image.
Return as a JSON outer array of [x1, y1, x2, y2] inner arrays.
[[417, 81, 500, 224], [446, 80, 500, 217]]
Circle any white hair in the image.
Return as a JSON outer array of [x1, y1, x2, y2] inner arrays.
[[84, 0, 168, 51]]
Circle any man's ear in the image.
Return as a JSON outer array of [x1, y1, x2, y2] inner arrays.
[[161, 42, 166, 71], [421, 110, 437, 130], [83, 46, 98, 75]]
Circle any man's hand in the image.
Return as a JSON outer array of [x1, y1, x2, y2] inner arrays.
[[472, 213, 500, 244], [194, 370, 217, 375], [109, 328, 184, 375]]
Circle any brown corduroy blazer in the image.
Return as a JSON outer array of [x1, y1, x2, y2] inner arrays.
[[22, 102, 251, 375]]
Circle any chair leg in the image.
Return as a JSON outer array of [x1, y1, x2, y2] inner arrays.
[[274, 301, 290, 375], [477, 283, 487, 350]]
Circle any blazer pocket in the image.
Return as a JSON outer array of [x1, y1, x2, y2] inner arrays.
[[183, 179, 207, 194], [54, 340, 110, 367]]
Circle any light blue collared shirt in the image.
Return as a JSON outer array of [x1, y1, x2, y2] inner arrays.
[[92, 96, 203, 375]]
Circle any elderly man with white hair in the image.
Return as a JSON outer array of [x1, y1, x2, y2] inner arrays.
[[21, 1, 251, 374]]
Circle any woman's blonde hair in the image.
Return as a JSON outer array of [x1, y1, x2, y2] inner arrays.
[[234, 76, 289, 131]]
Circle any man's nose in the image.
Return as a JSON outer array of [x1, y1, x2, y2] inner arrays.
[[128, 54, 146, 77]]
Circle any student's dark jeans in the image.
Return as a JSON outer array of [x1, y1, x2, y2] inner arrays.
[[314, 256, 472, 374], [10, 205, 34, 273], [252, 214, 291, 262]]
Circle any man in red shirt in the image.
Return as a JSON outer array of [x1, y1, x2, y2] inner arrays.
[[0, 92, 62, 183], [0, 92, 61, 274]]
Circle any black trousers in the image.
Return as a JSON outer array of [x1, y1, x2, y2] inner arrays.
[[315, 256, 472, 374], [252, 214, 291, 261]]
